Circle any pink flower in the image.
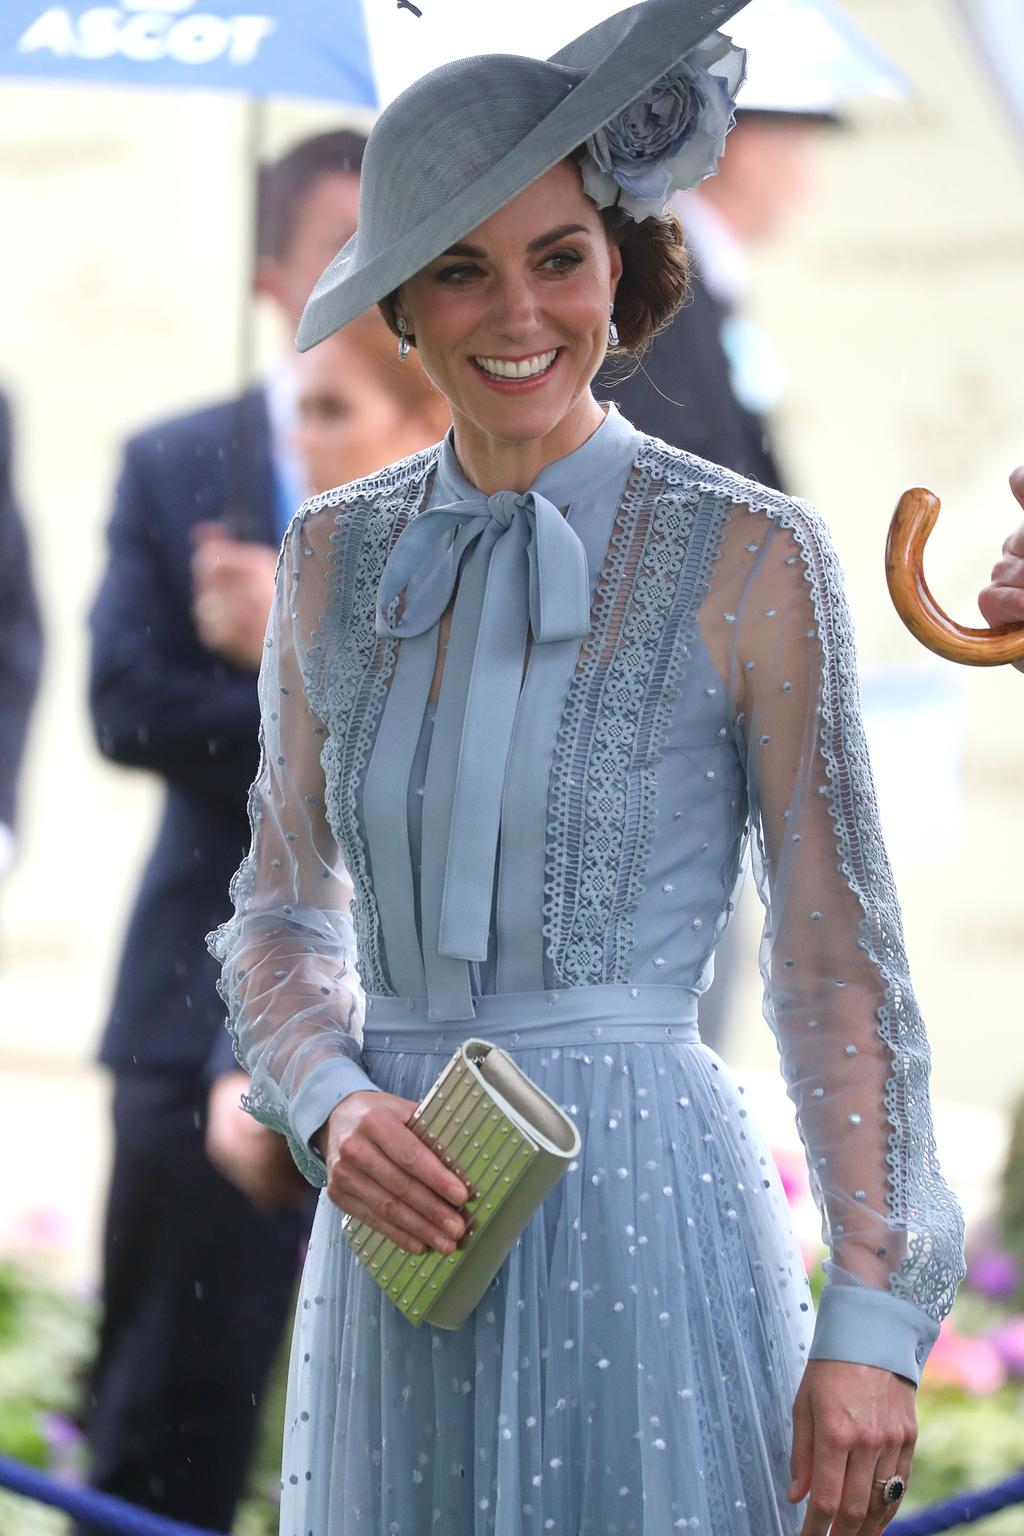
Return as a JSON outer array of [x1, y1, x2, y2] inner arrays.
[[925, 1321, 1007, 1395], [968, 1249, 1019, 1301], [992, 1317, 1024, 1377]]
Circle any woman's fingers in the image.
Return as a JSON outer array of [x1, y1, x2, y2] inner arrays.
[[322, 1091, 472, 1248], [798, 1437, 846, 1536], [328, 1163, 458, 1254], [834, 1442, 893, 1536], [379, 1111, 471, 1206], [339, 1130, 468, 1240], [877, 1439, 917, 1531], [336, 1187, 429, 1255]]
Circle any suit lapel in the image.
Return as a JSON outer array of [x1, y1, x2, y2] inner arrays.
[[222, 387, 277, 545]]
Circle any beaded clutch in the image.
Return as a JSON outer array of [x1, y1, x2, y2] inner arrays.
[[342, 1038, 581, 1329]]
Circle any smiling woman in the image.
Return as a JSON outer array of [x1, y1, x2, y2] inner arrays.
[[207, 4, 965, 1534]]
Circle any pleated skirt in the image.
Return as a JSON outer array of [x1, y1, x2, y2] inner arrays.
[[278, 988, 813, 1536]]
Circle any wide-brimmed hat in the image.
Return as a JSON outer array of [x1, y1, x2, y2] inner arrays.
[[296, 0, 750, 351]]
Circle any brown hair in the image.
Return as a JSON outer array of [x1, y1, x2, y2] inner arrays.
[[257, 129, 367, 260], [601, 206, 690, 353]]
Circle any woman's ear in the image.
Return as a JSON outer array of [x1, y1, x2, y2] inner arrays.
[[608, 240, 624, 294]]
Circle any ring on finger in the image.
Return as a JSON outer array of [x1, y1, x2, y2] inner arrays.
[[873, 1475, 907, 1506]]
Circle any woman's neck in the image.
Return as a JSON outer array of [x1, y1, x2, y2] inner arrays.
[[450, 392, 606, 495]]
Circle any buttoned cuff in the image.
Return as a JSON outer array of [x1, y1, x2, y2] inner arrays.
[[809, 1285, 940, 1387], [288, 1054, 381, 1154]]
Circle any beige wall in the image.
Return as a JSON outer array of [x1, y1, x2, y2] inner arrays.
[[0, 0, 1021, 1276]]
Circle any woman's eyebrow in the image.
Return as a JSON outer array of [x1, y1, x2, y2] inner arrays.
[[439, 224, 591, 259]]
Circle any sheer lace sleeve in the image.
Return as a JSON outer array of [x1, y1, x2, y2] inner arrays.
[[702, 497, 965, 1385], [208, 509, 379, 1188]]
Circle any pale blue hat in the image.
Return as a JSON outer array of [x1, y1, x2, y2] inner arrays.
[[296, 0, 749, 351]]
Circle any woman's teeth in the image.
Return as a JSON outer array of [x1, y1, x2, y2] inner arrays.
[[474, 350, 558, 379]]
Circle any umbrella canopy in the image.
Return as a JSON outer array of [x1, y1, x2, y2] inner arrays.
[[2, 0, 378, 101], [0, 0, 653, 106]]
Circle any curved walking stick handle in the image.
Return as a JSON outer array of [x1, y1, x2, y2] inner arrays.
[[885, 488, 1024, 667]]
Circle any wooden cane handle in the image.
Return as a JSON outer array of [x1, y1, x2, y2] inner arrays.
[[885, 487, 1024, 666]]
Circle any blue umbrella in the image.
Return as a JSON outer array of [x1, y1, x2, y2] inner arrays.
[[0, 1, 640, 105], [0, 1, 378, 103]]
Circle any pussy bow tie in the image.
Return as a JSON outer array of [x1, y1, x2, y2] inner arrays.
[[375, 490, 590, 1004]]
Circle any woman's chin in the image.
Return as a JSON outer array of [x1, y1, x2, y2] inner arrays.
[[459, 386, 589, 447]]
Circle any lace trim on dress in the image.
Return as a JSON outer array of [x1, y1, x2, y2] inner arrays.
[[299, 447, 441, 996], [545, 443, 730, 987]]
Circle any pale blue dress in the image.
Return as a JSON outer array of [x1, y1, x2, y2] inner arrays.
[[210, 406, 964, 1535]]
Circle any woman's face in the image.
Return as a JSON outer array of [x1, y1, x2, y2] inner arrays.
[[295, 334, 435, 493], [395, 161, 622, 449]]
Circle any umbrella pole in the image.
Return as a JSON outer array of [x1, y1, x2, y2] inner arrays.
[[226, 94, 268, 540], [238, 93, 268, 395]]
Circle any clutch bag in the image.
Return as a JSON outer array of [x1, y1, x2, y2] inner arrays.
[[342, 1037, 581, 1329]]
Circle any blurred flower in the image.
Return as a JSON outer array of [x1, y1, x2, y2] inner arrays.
[[925, 1321, 1008, 1395], [967, 1248, 1019, 1301], [772, 1148, 809, 1204], [41, 1412, 81, 1452], [4, 1206, 69, 1253], [41, 1413, 85, 1484], [992, 1317, 1024, 1377]]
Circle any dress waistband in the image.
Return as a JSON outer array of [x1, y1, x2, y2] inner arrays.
[[362, 983, 701, 1052]]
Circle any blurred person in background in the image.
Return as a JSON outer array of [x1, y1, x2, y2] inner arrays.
[[291, 309, 450, 497], [0, 389, 43, 900], [79, 130, 368, 1536], [978, 466, 1024, 673]]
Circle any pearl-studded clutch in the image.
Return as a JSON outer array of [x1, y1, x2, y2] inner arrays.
[[342, 1038, 581, 1329]]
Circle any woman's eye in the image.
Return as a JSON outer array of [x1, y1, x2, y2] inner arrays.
[[542, 250, 584, 272], [435, 263, 481, 283]]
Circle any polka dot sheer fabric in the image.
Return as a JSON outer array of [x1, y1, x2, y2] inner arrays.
[[209, 408, 964, 1535]]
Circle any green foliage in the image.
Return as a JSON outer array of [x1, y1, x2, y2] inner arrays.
[[0, 1256, 94, 1468], [907, 1383, 1024, 1535], [0, 1255, 95, 1534]]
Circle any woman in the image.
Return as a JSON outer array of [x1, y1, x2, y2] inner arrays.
[[293, 312, 450, 495], [211, 3, 964, 1532]]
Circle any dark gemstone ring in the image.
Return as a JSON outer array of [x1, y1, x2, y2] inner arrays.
[[874, 1475, 907, 1505]]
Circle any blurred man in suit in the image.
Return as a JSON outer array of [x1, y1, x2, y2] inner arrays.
[[0, 390, 42, 893], [80, 130, 366, 1535]]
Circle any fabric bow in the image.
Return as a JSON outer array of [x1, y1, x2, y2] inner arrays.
[[374, 490, 590, 1010], [376, 489, 590, 644]]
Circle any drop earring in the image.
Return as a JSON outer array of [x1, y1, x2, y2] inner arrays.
[[608, 304, 619, 348], [397, 316, 410, 360]]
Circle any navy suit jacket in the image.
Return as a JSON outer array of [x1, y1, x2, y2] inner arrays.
[[89, 388, 278, 1077], [0, 392, 43, 830], [599, 257, 785, 493]]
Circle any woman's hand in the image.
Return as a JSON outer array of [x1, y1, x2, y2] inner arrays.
[[789, 1359, 917, 1536], [317, 1090, 471, 1254]]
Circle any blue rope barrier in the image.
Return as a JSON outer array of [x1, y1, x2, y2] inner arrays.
[[0, 1453, 219, 1536], [889, 1467, 1024, 1534], [1, 1449, 1023, 1535]]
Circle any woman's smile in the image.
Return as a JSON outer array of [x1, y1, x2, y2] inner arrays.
[[469, 347, 563, 390]]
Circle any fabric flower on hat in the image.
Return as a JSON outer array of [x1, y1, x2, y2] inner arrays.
[[578, 31, 746, 222]]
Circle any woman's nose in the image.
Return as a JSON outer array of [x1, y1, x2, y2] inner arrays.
[[488, 276, 542, 339]]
